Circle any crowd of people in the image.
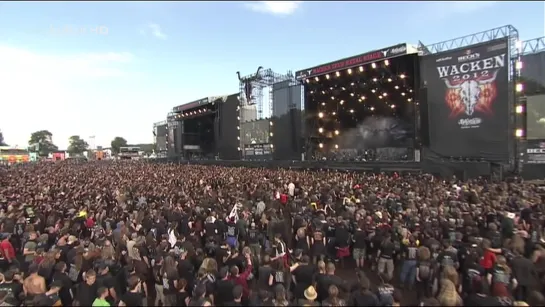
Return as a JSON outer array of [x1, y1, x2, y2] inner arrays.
[[0, 161, 544, 306]]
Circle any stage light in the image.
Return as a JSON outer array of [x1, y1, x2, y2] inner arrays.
[[332, 112, 336, 115], [270, 132, 273, 137], [400, 74, 406, 79], [318, 112, 324, 118], [409, 89, 413, 93], [384, 59, 390, 66], [269, 121, 273, 126], [326, 74, 330, 80], [315, 77, 319, 82], [237, 106, 240, 111], [395, 85, 399, 89], [516, 60, 523, 70], [359, 66, 363, 72], [310, 90, 314, 94], [371, 63, 376, 69], [321, 91, 326, 94], [347, 68, 352, 75], [305, 79, 310, 84], [340, 100, 344, 105], [349, 109, 354, 113], [331, 96, 335, 100], [383, 92, 388, 97], [335, 71, 340, 77], [334, 130, 339, 135], [407, 98, 412, 102], [401, 92, 406, 96], [388, 78, 392, 82], [361, 96, 366, 100], [370, 106, 375, 111], [237, 126, 240, 130], [390, 104, 396, 109], [319, 143, 324, 148], [335, 144, 339, 149], [237, 136, 240, 140], [270, 144, 274, 148], [329, 87, 333, 90], [515, 129, 524, 138], [321, 102, 326, 106], [516, 83, 524, 92], [371, 89, 376, 93], [373, 78, 377, 82], [341, 87, 346, 91], [379, 95, 383, 99], [350, 93, 355, 97], [318, 128, 324, 133], [516, 105, 524, 114], [237, 116, 240, 120]]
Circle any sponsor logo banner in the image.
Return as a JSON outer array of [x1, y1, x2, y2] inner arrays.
[[295, 43, 407, 79], [422, 38, 509, 160]]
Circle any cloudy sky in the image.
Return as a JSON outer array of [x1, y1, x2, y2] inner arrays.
[[0, 1, 543, 149]]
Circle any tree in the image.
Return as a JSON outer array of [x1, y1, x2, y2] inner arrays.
[[111, 137, 128, 154], [28, 130, 58, 156], [0, 130, 6, 146], [67, 135, 89, 155]]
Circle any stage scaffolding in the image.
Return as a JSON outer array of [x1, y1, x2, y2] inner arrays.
[[520, 36, 545, 55], [237, 68, 293, 121]]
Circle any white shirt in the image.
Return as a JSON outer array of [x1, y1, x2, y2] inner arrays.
[[288, 183, 295, 196]]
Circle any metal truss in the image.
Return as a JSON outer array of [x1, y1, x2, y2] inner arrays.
[[238, 68, 293, 120], [418, 25, 519, 58], [520, 37, 545, 55]]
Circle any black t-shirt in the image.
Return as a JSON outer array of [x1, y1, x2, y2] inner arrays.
[[348, 290, 379, 306], [335, 225, 350, 247], [0, 281, 22, 305], [215, 279, 235, 306], [121, 291, 143, 306], [76, 282, 98, 306], [225, 301, 243, 306], [353, 229, 367, 249]]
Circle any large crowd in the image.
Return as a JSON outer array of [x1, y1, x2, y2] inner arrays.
[[0, 161, 544, 306]]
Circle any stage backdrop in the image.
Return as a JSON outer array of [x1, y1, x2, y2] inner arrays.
[[421, 38, 509, 161]]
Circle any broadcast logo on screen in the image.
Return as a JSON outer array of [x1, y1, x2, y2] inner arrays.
[[436, 48, 506, 129]]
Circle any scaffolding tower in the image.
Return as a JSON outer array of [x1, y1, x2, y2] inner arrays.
[[237, 67, 293, 121]]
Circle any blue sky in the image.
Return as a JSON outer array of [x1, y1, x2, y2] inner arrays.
[[0, 1, 543, 149]]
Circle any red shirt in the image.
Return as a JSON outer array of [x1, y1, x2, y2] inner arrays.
[[280, 194, 288, 205], [480, 249, 497, 269], [0, 239, 15, 260], [228, 263, 253, 298]]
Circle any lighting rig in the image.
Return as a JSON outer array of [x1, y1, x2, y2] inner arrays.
[[174, 107, 215, 120], [304, 56, 417, 152]]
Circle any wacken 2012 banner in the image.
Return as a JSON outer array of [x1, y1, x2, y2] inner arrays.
[[421, 38, 510, 160]]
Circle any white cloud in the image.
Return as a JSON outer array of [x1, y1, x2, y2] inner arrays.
[[245, 1, 301, 16], [144, 23, 167, 40], [0, 45, 135, 149]]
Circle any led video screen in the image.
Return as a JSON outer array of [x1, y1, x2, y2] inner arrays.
[[240, 119, 270, 145], [527, 95, 545, 140]]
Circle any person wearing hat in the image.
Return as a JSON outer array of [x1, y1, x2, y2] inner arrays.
[[298, 285, 319, 306]]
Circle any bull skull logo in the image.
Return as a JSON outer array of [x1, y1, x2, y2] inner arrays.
[[443, 70, 498, 116]]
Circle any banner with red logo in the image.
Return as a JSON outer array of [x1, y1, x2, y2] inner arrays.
[[421, 38, 509, 160]]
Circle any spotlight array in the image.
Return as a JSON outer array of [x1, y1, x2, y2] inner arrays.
[[175, 108, 213, 119], [305, 57, 416, 150]]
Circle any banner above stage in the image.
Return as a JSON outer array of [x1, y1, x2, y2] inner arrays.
[[295, 43, 413, 80]]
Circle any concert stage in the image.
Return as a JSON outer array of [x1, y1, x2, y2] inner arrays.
[[167, 94, 240, 160], [297, 43, 421, 163]]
